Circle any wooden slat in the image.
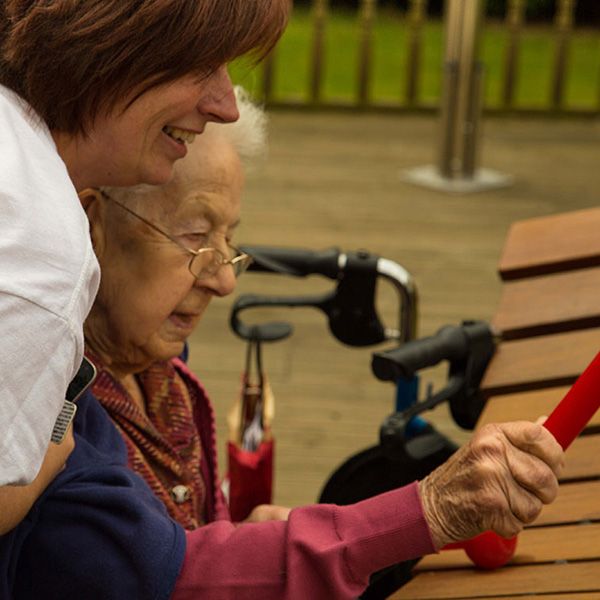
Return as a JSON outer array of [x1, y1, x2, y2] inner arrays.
[[443, 595, 600, 600], [481, 328, 600, 395], [429, 595, 600, 600], [498, 207, 600, 280], [534, 479, 600, 526], [478, 385, 600, 428], [401, 206, 600, 600], [418, 522, 600, 570], [391, 562, 600, 599], [556, 436, 600, 480], [492, 267, 600, 339], [479, 386, 566, 423]]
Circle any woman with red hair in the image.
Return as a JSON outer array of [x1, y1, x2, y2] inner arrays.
[[0, 0, 289, 532]]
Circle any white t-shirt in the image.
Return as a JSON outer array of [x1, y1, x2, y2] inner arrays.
[[0, 85, 100, 485]]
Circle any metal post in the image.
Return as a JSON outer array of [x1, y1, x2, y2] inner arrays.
[[551, 0, 576, 110], [310, 0, 329, 106], [357, 0, 377, 107], [405, 0, 427, 106], [502, 0, 525, 108], [403, 0, 513, 193], [262, 53, 276, 105]]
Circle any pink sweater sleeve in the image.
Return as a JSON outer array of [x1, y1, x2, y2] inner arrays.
[[172, 481, 435, 600]]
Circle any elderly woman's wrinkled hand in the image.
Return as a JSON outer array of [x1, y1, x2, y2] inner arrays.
[[419, 421, 565, 549], [243, 504, 291, 523]]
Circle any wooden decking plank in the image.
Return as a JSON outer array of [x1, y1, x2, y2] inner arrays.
[[453, 595, 600, 600], [417, 522, 600, 570], [534, 479, 600, 525], [498, 207, 600, 281], [391, 561, 600, 599], [492, 267, 600, 339], [481, 329, 599, 395], [479, 385, 569, 424]]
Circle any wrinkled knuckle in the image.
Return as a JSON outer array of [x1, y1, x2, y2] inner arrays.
[[542, 477, 560, 504], [501, 522, 522, 538], [474, 434, 505, 460], [522, 421, 544, 444], [476, 460, 502, 484], [478, 423, 501, 441], [529, 466, 554, 492], [522, 498, 542, 524], [482, 492, 506, 516]]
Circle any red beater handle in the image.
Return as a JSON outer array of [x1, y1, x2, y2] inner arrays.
[[543, 351, 600, 450]]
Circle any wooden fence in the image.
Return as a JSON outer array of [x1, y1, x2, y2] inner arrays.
[[255, 0, 599, 116]]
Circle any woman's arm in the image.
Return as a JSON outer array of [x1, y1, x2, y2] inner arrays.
[[174, 482, 433, 600], [0, 427, 74, 535]]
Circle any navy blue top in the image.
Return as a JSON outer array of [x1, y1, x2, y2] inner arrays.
[[0, 391, 186, 600]]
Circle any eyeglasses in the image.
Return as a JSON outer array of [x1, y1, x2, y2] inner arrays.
[[99, 190, 253, 280]]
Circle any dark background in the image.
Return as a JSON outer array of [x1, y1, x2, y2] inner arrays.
[[295, 0, 600, 26]]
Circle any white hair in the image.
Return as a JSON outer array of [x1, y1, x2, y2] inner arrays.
[[203, 85, 268, 170], [100, 85, 267, 208]]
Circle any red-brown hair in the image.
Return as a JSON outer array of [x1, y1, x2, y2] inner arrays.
[[0, 0, 289, 134]]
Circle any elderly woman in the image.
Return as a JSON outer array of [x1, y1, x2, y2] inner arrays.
[[0, 0, 289, 533], [0, 92, 563, 599], [82, 89, 267, 530]]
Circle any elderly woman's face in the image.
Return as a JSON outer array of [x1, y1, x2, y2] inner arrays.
[[86, 140, 243, 371]]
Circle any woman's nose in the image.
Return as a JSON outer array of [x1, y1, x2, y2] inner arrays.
[[198, 66, 239, 124], [196, 263, 237, 298]]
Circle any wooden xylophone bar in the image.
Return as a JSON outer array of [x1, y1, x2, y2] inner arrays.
[[392, 206, 600, 600]]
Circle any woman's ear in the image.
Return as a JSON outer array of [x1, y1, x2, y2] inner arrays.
[[78, 187, 102, 213], [78, 188, 106, 257]]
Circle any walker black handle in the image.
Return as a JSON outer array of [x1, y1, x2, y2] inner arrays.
[[231, 245, 417, 347], [372, 321, 496, 429], [242, 245, 341, 279], [372, 324, 473, 381], [232, 247, 387, 346]]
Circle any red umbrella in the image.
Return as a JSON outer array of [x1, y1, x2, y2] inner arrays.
[[226, 339, 275, 522]]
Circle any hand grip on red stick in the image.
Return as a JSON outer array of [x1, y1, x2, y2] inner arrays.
[[443, 351, 600, 569]]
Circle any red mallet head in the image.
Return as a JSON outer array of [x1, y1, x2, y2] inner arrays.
[[443, 533, 518, 570]]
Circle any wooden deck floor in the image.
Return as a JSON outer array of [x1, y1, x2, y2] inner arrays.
[[187, 111, 600, 508]]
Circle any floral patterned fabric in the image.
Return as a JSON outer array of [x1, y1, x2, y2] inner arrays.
[[87, 351, 207, 530]]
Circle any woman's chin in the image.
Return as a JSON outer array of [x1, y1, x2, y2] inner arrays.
[[158, 340, 186, 362], [139, 337, 186, 365]]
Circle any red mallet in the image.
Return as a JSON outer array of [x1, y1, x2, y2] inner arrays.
[[444, 532, 518, 570], [444, 350, 600, 569]]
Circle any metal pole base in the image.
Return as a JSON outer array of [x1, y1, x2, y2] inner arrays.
[[401, 165, 514, 194]]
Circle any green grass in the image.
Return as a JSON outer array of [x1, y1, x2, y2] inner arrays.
[[230, 7, 599, 110]]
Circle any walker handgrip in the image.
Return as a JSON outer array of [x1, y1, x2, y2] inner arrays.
[[446, 350, 600, 569], [372, 324, 470, 381]]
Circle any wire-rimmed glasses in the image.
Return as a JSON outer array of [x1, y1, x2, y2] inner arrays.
[[99, 190, 253, 280]]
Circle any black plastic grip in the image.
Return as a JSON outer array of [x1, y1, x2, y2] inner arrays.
[[241, 245, 341, 279], [371, 324, 471, 381]]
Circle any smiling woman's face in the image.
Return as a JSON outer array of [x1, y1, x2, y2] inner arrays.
[[84, 137, 243, 375], [65, 66, 240, 190]]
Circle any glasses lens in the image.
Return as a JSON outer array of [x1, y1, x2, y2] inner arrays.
[[189, 247, 253, 280], [189, 249, 220, 280], [232, 253, 253, 277]]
